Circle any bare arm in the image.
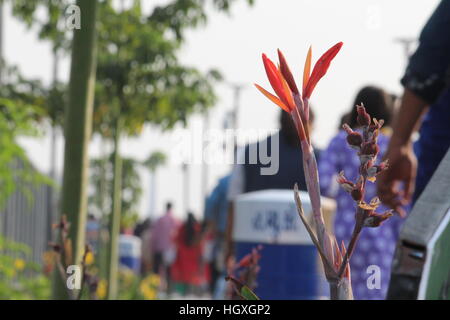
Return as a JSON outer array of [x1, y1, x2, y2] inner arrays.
[[387, 88, 428, 147], [377, 88, 428, 215]]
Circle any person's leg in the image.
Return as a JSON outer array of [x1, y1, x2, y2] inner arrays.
[[152, 252, 162, 274], [210, 261, 219, 294], [165, 265, 173, 295]]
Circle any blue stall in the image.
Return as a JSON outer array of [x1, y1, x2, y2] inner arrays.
[[233, 189, 335, 300]]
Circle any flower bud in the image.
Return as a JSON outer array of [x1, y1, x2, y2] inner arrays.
[[368, 160, 389, 177], [336, 171, 354, 193], [361, 141, 379, 157], [346, 131, 363, 148], [369, 118, 384, 133], [363, 210, 393, 228], [356, 104, 371, 127], [350, 177, 364, 202], [351, 187, 363, 202]]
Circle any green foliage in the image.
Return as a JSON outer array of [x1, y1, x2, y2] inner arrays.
[[240, 285, 259, 300], [9, 0, 256, 134], [89, 154, 142, 227], [93, 0, 223, 137], [9, 0, 70, 51], [0, 235, 51, 299], [144, 151, 167, 172], [0, 68, 53, 209]]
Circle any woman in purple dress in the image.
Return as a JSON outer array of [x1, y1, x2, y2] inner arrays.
[[318, 86, 405, 300]]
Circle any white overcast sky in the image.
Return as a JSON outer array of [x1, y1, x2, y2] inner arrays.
[[4, 0, 440, 220]]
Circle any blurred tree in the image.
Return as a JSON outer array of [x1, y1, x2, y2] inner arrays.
[[0, 66, 51, 208], [94, 0, 255, 299], [8, 0, 255, 299], [144, 151, 167, 172], [57, 0, 98, 299], [89, 155, 142, 228], [8, 0, 71, 126], [143, 151, 167, 219], [7, 0, 71, 247]]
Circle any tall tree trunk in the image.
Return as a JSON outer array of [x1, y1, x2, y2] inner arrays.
[[149, 170, 155, 219], [54, 0, 98, 299], [106, 115, 123, 300]]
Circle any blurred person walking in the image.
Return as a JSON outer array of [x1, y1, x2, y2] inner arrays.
[[151, 202, 179, 292], [86, 214, 100, 253], [318, 86, 404, 299], [171, 213, 210, 297], [226, 109, 319, 254], [135, 218, 153, 275]]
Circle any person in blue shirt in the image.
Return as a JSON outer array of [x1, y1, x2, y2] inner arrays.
[[378, 0, 450, 211]]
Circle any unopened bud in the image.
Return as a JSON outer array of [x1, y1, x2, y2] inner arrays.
[[351, 187, 363, 202], [351, 177, 364, 202], [369, 118, 384, 132], [337, 171, 354, 193], [356, 104, 371, 127], [363, 210, 393, 228], [346, 131, 363, 148], [361, 141, 379, 156]]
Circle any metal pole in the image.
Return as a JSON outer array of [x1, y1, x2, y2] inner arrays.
[[0, 1, 4, 85], [182, 163, 189, 215], [232, 85, 242, 160], [201, 112, 209, 203], [47, 48, 60, 243], [394, 37, 416, 62]]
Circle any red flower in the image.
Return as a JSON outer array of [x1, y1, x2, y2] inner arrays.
[[255, 42, 343, 112], [255, 43, 343, 143], [255, 54, 295, 113], [238, 254, 252, 268], [303, 42, 343, 100]]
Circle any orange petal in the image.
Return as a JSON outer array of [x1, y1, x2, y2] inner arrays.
[[303, 46, 312, 94], [276, 67, 296, 111], [254, 84, 290, 112]]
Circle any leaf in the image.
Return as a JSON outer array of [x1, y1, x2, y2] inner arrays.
[[240, 285, 260, 300], [294, 184, 337, 279]]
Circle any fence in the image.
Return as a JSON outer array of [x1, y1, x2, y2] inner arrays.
[[0, 160, 54, 265]]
